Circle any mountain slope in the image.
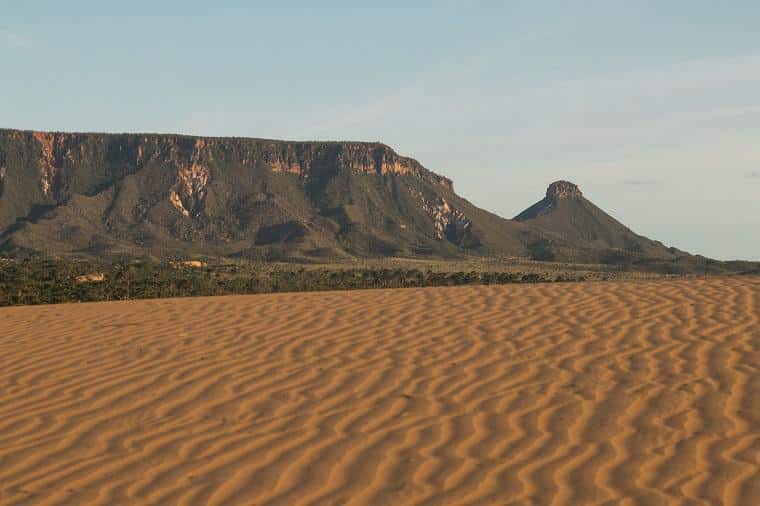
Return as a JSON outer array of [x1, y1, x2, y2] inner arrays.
[[0, 129, 547, 261], [514, 180, 682, 262], [1, 129, 710, 267]]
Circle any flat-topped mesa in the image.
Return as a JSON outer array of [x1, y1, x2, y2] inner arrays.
[[546, 181, 582, 200], [0, 130, 453, 200]]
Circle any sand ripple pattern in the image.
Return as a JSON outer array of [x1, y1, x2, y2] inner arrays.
[[0, 278, 758, 505]]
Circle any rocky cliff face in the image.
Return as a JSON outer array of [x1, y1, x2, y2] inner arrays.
[[168, 139, 211, 217], [32, 131, 80, 200], [0, 129, 478, 259], [416, 191, 475, 245], [546, 180, 582, 200], [0, 130, 451, 208]]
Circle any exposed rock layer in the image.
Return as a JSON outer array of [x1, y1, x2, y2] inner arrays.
[[546, 180, 582, 200], [2, 130, 452, 204], [169, 139, 211, 217], [417, 192, 473, 243], [0, 129, 477, 259]]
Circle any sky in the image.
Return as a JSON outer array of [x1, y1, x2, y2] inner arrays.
[[2, 1, 759, 260]]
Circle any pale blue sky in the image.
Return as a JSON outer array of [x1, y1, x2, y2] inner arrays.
[[2, 1, 759, 259]]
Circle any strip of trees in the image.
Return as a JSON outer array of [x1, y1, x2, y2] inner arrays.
[[0, 259, 584, 307]]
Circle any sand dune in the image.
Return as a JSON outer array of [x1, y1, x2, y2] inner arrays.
[[0, 278, 758, 505]]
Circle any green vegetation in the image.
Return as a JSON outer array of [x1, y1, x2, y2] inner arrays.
[[0, 258, 591, 307], [2, 255, 756, 307]]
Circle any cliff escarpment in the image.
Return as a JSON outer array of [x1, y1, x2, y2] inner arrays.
[[0, 129, 522, 260], [0, 129, 691, 265], [1, 129, 451, 212]]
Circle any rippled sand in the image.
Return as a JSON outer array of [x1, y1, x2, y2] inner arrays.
[[1, 278, 758, 505]]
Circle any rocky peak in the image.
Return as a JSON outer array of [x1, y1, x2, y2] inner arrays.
[[513, 180, 584, 221], [546, 181, 582, 200]]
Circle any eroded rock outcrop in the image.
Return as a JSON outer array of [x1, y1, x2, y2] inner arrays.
[[417, 192, 472, 242], [32, 132, 81, 199], [514, 181, 584, 220], [258, 141, 452, 189], [546, 180, 583, 200], [169, 139, 211, 217]]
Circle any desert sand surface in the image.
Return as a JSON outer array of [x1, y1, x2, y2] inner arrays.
[[0, 278, 758, 506]]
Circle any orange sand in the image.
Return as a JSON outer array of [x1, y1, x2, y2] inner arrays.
[[0, 278, 758, 505]]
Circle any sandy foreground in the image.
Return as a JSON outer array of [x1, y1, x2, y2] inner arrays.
[[0, 278, 758, 506]]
